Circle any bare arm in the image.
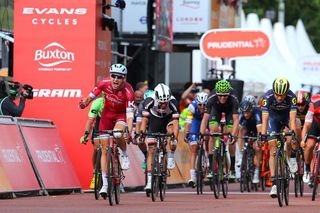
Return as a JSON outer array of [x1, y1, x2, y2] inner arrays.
[[200, 113, 209, 134], [261, 112, 269, 135]]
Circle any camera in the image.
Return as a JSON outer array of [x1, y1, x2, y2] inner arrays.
[[22, 84, 34, 99], [0, 80, 33, 99]]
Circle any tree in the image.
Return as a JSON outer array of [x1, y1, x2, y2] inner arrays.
[[243, 0, 320, 52]]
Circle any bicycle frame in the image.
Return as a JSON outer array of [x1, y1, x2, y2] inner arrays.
[[142, 132, 173, 202], [308, 135, 320, 201]]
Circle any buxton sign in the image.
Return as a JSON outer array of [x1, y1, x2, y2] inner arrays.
[[200, 29, 270, 60]]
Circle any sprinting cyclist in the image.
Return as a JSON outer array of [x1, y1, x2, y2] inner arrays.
[[295, 89, 310, 141], [140, 83, 180, 191], [80, 96, 104, 189], [184, 92, 209, 186], [260, 76, 297, 198], [79, 64, 134, 196], [237, 100, 262, 184], [300, 94, 320, 185], [200, 79, 239, 180]]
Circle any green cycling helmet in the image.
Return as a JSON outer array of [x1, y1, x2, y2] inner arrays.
[[215, 80, 231, 94]]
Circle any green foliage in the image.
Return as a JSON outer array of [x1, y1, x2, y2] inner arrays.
[[0, 0, 14, 32], [243, 0, 320, 52]]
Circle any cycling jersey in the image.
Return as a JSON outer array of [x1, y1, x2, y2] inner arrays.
[[142, 95, 179, 134], [186, 100, 204, 144], [239, 106, 262, 134], [89, 79, 134, 130], [261, 89, 297, 139], [205, 93, 239, 126], [305, 94, 320, 124]]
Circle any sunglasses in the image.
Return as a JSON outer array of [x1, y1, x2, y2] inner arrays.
[[297, 104, 306, 107], [197, 103, 206, 107], [111, 74, 125, 79], [218, 95, 229, 97]]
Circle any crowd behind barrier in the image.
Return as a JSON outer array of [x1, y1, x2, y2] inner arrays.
[[0, 116, 81, 198]]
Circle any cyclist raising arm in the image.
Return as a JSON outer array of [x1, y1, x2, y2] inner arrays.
[[300, 94, 320, 185], [200, 79, 239, 180], [140, 83, 180, 191], [79, 64, 134, 195], [260, 77, 297, 198]]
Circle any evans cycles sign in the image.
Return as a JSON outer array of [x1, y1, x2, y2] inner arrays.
[[200, 29, 270, 60]]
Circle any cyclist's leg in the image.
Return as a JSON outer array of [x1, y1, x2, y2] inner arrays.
[[189, 118, 201, 183], [304, 121, 319, 183], [146, 139, 156, 190], [208, 110, 220, 177], [225, 112, 235, 178], [113, 119, 130, 170], [253, 139, 262, 183], [167, 119, 178, 169]]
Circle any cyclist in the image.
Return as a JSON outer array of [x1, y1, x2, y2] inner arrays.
[[79, 64, 134, 195], [134, 90, 155, 169], [200, 79, 239, 180], [260, 76, 298, 198], [300, 94, 320, 185], [295, 89, 310, 141], [237, 100, 262, 184], [79, 96, 104, 189], [184, 91, 209, 187], [140, 83, 180, 191]]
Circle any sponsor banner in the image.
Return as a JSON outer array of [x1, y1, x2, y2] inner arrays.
[[200, 29, 270, 60], [122, 0, 148, 33], [298, 55, 320, 72], [18, 119, 81, 189], [14, 0, 111, 188], [0, 116, 40, 193], [173, 0, 211, 33]]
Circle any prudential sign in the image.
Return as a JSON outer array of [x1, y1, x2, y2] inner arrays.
[[200, 29, 270, 60]]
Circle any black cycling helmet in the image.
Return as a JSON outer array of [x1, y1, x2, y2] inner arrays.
[[239, 100, 253, 112]]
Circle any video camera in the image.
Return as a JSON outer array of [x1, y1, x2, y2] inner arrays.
[[0, 80, 33, 99]]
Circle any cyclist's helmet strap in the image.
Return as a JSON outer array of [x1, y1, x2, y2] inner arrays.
[[272, 77, 290, 95], [215, 80, 231, 94]]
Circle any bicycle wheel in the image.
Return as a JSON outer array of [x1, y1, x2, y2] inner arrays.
[[151, 148, 159, 202], [312, 152, 320, 201], [196, 148, 204, 195], [284, 162, 290, 206], [221, 152, 229, 198], [294, 152, 304, 197], [211, 150, 220, 199], [239, 152, 247, 193], [114, 154, 121, 205], [94, 148, 102, 200], [275, 150, 284, 207], [107, 147, 115, 206], [160, 151, 167, 201]]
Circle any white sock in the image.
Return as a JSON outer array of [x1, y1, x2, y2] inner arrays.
[[102, 172, 108, 186], [122, 151, 128, 157], [190, 169, 195, 178], [169, 152, 174, 158]]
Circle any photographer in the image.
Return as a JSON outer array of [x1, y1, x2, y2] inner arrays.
[[0, 80, 33, 117]]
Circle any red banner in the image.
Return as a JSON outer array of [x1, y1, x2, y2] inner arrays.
[[0, 117, 40, 193], [13, 1, 111, 188], [200, 29, 270, 59], [18, 119, 81, 190]]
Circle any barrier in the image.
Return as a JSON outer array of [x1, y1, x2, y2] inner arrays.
[[17, 118, 81, 193], [0, 116, 40, 197]]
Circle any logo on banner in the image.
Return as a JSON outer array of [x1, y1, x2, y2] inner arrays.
[[34, 42, 75, 71], [180, 0, 200, 9], [200, 29, 270, 59], [33, 88, 82, 98], [1, 144, 25, 163], [22, 7, 87, 26], [35, 144, 65, 163]]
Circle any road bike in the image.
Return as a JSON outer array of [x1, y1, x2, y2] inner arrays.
[[294, 146, 305, 197], [239, 136, 258, 193], [142, 132, 173, 202], [93, 129, 126, 206], [262, 131, 294, 207], [308, 135, 320, 201]]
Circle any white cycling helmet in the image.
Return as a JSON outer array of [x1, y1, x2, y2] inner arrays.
[[154, 83, 171, 102], [244, 95, 256, 105], [110, 64, 127, 75], [195, 92, 208, 105]]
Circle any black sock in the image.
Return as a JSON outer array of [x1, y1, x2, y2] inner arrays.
[[230, 156, 235, 172], [306, 164, 310, 172], [209, 154, 213, 169], [290, 150, 296, 158], [271, 176, 276, 186], [143, 151, 147, 160]]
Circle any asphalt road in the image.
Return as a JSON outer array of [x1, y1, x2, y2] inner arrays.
[[0, 183, 319, 213]]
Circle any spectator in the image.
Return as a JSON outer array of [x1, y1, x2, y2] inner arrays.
[[0, 81, 28, 117], [135, 81, 149, 94]]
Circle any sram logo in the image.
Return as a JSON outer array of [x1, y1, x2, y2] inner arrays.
[[33, 89, 82, 98], [22, 8, 87, 15]]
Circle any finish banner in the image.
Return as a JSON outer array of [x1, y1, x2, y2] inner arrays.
[[0, 116, 40, 194], [14, 0, 111, 188]]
